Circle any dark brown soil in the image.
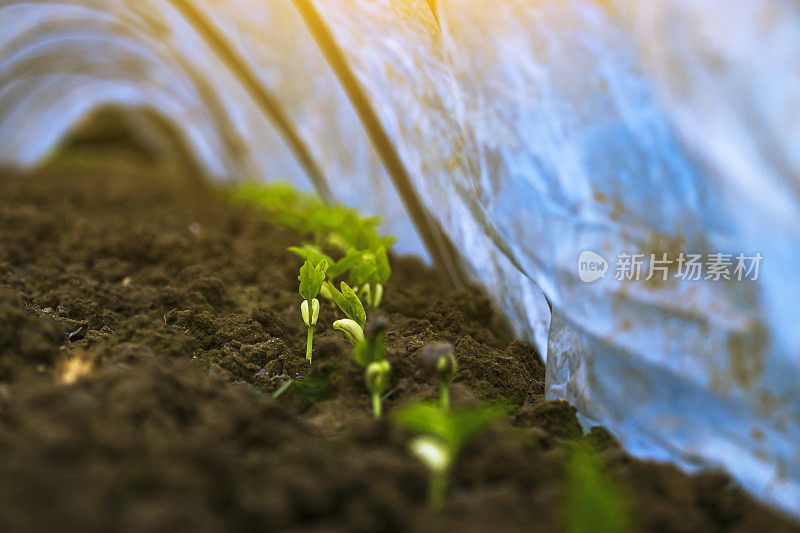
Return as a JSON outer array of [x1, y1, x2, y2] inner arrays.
[[0, 151, 796, 532]]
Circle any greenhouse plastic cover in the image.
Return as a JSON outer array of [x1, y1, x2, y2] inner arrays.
[[1, 0, 799, 518]]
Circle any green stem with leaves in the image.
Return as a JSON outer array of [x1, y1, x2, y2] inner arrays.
[[298, 260, 326, 365]]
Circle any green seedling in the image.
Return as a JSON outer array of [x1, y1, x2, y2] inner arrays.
[[232, 182, 394, 307], [564, 444, 632, 533], [231, 182, 395, 253], [365, 360, 391, 419], [289, 244, 336, 300], [290, 244, 390, 310], [354, 317, 390, 418], [326, 281, 366, 344], [419, 343, 458, 411], [339, 246, 391, 310], [394, 402, 504, 509], [298, 259, 328, 363]]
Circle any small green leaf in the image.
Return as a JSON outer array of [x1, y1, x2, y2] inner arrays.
[[448, 406, 505, 448], [325, 280, 341, 303], [348, 252, 378, 286], [394, 403, 449, 442], [327, 281, 366, 328], [394, 402, 504, 452], [327, 249, 361, 279], [340, 282, 366, 327], [380, 235, 397, 249], [353, 339, 373, 366], [299, 260, 328, 300], [373, 246, 391, 284], [288, 245, 334, 268], [564, 444, 632, 533], [351, 222, 373, 251]]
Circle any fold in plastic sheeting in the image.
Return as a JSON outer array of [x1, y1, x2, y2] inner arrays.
[[1, 0, 799, 518]]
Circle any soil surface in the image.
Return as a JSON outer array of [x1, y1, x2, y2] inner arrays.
[[0, 151, 796, 532]]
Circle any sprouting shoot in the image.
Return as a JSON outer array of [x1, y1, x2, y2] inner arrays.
[[394, 402, 503, 508], [419, 342, 457, 411], [298, 259, 327, 363], [354, 317, 391, 418]]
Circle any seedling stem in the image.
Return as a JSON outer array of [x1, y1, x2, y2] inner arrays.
[[439, 379, 450, 412], [306, 325, 314, 363], [429, 469, 447, 509], [419, 343, 457, 412], [372, 392, 382, 419]]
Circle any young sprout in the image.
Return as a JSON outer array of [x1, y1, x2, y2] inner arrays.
[[298, 259, 328, 363], [347, 246, 391, 310], [326, 281, 366, 344], [368, 283, 384, 310], [419, 343, 457, 411], [394, 402, 504, 509], [333, 318, 364, 345], [409, 436, 449, 506], [354, 317, 390, 418], [365, 360, 391, 419]]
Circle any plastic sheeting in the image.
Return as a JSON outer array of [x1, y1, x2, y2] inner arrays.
[[1, 0, 799, 518]]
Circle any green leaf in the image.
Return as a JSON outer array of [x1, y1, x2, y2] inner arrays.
[[353, 340, 372, 367], [394, 402, 504, 452], [351, 222, 374, 251], [230, 181, 323, 235], [338, 247, 391, 286], [394, 403, 448, 441], [379, 235, 397, 249], [348, 251, 378, 286], [372, 246, 391, 284], [327, 249, 361, 279], [352, 336, 385, 367], [326, 281, 366, 328], [288, 245, 334, 268], [340, 282, 366, 327], [564, 444, 632, 533], [230, 182, 396, 259], [299, 260, 327, 300], [447, 406, 505, 448]]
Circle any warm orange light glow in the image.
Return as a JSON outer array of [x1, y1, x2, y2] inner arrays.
[[57, 350, 96, 385]]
